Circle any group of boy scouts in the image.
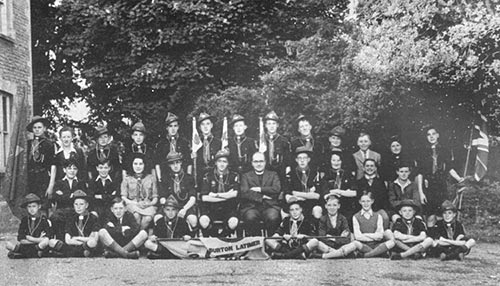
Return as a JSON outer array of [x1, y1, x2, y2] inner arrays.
[[5, 111, 476, 261]]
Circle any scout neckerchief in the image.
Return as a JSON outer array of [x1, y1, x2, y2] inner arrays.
[[332, 168, 343, 190], [214, 168, 229, 193], [203, 135, 213, 165], [289, 214, 304, 237], [96, 145, 110, 162], [445, 220, 456, 239], [173, 171, 187, 200], [235, 136, 246, 162], [300, 135, 314, 150], [297, 167, 310, 192], [76, 213, 90, 237], [169, 135, 178, 153], [431, 145, 438, 174], [165, 216, 179, 239], [28, 215, 42, 236], [403, 218, 415, 235], [31, 136, 45, 163], [134, 173, 147, 200], [132, 143, 147, 154], [266, 133, 277, 162]]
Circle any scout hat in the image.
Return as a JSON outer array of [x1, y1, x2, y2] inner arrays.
[[230, 114, 245, 126], [163, 195, 180, 209], [329, 126, 346, 138], [264, 111, 280, 122], [214, 149, 230, 161], [197, 112, 215, 125], [94, 126, 109, 139], [131, 121, 146, 134], [166, 151, 183, 163], [441, 200, 457, 212], [26, 116, 50, 132], [71, 189, 89, 202], [396, 199, 419, 212], [165, 112, 179, 125], [295, 146, 313, 157], [21, 193, 41, 208]]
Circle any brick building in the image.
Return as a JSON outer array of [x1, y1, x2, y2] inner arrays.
[[0, 0, 32, 175]]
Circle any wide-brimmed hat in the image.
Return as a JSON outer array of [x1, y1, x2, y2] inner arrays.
[[71, 190, 89, 202], [396, 199, 419, 212], [295, 146, 313, 157], [214, 149, 230, 161], [165, 112, 179, 125], [131, 122, 146, 134], [264, 111, 280, 123], [329, 126, 346, 138], [21, 193, 41, 208], [94, 126, 109, 139], [26, 116, 50, 132], [197, 112, 215, 125], [230, 114, 246, 126], [166, 151, 183, 163], [163, 195, 180, 209], [441, 200, 457, 212]]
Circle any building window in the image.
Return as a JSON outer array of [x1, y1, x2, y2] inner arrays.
[[0, 0, 13, 38], [0, 92, 12, 172]]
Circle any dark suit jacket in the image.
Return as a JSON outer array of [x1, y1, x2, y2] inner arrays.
[[318, 213, 350, 237], [239, 170, 281, 210]]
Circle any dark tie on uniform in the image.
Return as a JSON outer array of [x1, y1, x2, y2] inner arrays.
[[170, 137, 177, 153], [268, 135, 275, 161], [174, 173, 181, 194], [203, 138, 210, 165], [406, 220, 413, 235], [77, 216, 84, 235], [432, 146, 438, 174], [32, 137, 40, 160], [301, 170, 308, 192], [236, 136, 242, 159], [218, 173, 225, 193], [290, 220, 298, 237], [305, 138, 312, 150], [445, 223, 454, 239]]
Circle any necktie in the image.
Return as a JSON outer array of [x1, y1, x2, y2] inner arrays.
[[218, 173, 225, 193], [406, 220, 413, 235], [432, 146, 438, 174], [301, 170, 308, 192], [268, 135, 275, 162], [334, 171, 341, 189], [362, 150, 367, 161], [236, 136, 242, 159], [445, 223, 454, 239], [77, 216, 84, 236], [174, 173, 181, 194], [29, 217, 36, 235], [203, 137, 210, 165], [305, 138, 312, 150], [32, 137, 41, 161], [170, 137, 177, 153], [290, 220, 298, 236]]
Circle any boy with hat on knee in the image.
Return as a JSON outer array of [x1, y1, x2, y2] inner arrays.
[[6, 194, 53, 258], [390, 199, 433, 260]]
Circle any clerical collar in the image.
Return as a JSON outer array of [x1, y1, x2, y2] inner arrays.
[[255, 170, 265, 176], [364, 174, 376, 180]]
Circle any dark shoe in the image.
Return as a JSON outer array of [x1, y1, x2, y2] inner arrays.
[[440, 252, 447, 261], [147, 251, 161, 260], [309, 252, 323, 259], [7, 251, 25, 259], [390, 253, 402, 260], [271, 252, 286, 259], [457, 252, 464, 261], [127, 250, 140, 259], [103, 250, 119, 259]]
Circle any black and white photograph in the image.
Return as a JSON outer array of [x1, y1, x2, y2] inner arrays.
[[0, 0, 499, 285]]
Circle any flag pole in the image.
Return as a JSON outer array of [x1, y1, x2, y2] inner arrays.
[[457, 123, 474, 219], [192, 117, 198, 188]]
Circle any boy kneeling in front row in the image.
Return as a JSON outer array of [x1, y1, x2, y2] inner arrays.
[[266, 198, 319, 259], [390, 199, 433, 260], [48, 190, 99, 257], [98, 197, 148, 259], [145, 195, 192, 259], [6, 194, 52, 259], [427, 200, 476, 261]]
